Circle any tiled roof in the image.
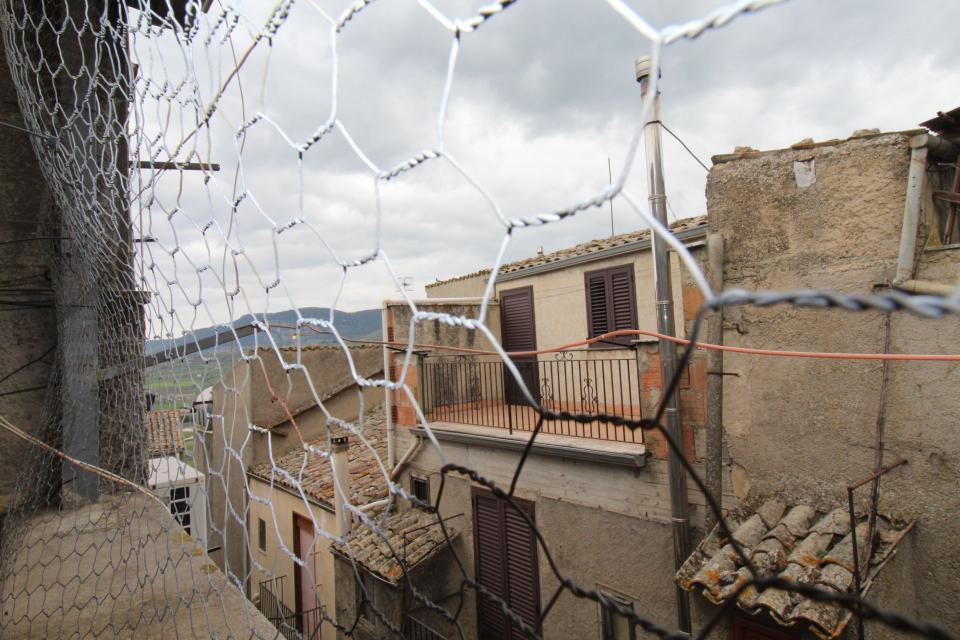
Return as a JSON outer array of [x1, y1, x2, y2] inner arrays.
[[427, 215, 707, 289], [333, 508, 460, 584], [248, 405, 388, 509], [145, 409, 185, 457], [676, 500, 913, 640]]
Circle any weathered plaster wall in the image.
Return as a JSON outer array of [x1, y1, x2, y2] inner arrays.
[[706, 131, 960, 635]]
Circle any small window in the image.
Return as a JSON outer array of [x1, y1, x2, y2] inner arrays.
[[356, 570, 374, 620], [169, 486, 191, 534], [599, 589, 636, 640], [410, 475, 430, 504], [257, 518, 266, 552], [584, 265, 637, 347]]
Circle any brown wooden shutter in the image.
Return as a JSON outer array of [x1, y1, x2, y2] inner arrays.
[[609, 267, 637, 332], [585, 265, 637, 344], [500, 287, 536, 352], [473, 490, 509, 639], [503, 501, 540, 640], [499, 287, 539, 406], [586, 272, 610, 338], [473, 489, 541, 640]]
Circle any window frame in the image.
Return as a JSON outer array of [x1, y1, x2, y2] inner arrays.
[[410, 475, 430, 504], [583, 264, 638, 348], [257, 517, 266, 553], [169, 486, 191, 534], [356, 569, 374, 621], [598, 586, 637, 640]]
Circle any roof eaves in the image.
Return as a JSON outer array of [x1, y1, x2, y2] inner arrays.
[[497, 222, 707, 283]]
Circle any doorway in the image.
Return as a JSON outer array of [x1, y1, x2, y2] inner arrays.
[[293, 513, 320, 639]]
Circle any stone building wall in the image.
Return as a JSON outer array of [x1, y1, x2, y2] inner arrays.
[[705, 130, 960, 636]]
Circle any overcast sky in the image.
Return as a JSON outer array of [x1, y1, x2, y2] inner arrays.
[[132, 0, 960, 336]]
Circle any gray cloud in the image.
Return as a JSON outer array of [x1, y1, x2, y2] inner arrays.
[[132, 0, 960, 327]]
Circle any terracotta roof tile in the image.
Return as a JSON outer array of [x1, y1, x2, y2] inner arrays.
[[145, 409, 185, 457], [333, 508, 460, 584], [676, 500, 913, 640], [248, 405, 388, 508], [427, 215, 707, 289]]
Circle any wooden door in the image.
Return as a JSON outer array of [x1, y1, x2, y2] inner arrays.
[[499, 287, 539, 407], [293, 513, 320, 638], [473, 488, 541, 640]]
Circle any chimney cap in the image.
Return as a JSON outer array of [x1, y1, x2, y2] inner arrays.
[[634, 55, 660, 83]]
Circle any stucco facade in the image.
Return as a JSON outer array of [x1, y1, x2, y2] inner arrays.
[[248, 477, 337, 637], [201, 345, 385, 595]]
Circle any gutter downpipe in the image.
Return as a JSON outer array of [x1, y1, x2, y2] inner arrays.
[[893, 134, 959, 294], [704, 234, 724, 534], [382, 303, 395, 471], [636, 55, 692, 635]]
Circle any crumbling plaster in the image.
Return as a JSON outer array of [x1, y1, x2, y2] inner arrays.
[[706, 131, 960, 634]]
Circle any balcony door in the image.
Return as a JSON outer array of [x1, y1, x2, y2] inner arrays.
[[499, 286, 539, 407], [293, 513, 320, 639]]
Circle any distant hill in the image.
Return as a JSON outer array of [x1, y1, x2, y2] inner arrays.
[[145, 307, 381, 356]]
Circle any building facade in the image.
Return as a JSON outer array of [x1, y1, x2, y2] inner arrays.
[[681, 127, 960, 639], [377, 217, 721, 639], [201, 344, 385, 597]]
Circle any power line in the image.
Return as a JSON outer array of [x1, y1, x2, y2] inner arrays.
[[654, 120, 710, 172]]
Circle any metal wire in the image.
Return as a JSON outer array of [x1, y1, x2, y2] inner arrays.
[[0, 1, 955, 640]]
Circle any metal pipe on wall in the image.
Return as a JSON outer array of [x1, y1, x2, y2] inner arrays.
[[382, 304, 395, 471], [704, 234, 724, 533], [636, 55, 692, 635], [331, 436, 352, 537], [894, 134, 959, 289]]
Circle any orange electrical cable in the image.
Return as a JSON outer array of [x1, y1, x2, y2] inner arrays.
[[267, 324, 960, 362]]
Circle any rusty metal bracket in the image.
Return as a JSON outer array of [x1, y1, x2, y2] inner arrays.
[[847, 458, 908, 640]]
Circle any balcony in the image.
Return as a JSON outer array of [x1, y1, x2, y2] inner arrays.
[[420, 352, 643, 445], [257, 576, 300, 640]]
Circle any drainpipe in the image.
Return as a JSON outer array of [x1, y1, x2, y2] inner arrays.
[[704, 234, 724, 533], [331, 436, 351, 537], [636, 55, 692, 635], [893, 134, 959, 294], [382, 303, 395, 470]]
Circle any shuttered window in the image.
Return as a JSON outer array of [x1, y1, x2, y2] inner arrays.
[[473, 489, 540, 640], [584, 265, 638, 346]]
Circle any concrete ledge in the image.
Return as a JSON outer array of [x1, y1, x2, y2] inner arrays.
[[410, 425, 647, 468]]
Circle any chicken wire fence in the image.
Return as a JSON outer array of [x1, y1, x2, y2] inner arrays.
[[0, 0, 955, 639]]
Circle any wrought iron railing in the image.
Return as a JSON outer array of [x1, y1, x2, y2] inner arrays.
[[420, 352, 643, 443], [299, 605, 325, 640], [403, 615, 449, 640], [257, 576, 300, 640]]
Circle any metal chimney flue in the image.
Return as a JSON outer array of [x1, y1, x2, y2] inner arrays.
[[331, 436, 352, 537], [635, 54, 692, 636]]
